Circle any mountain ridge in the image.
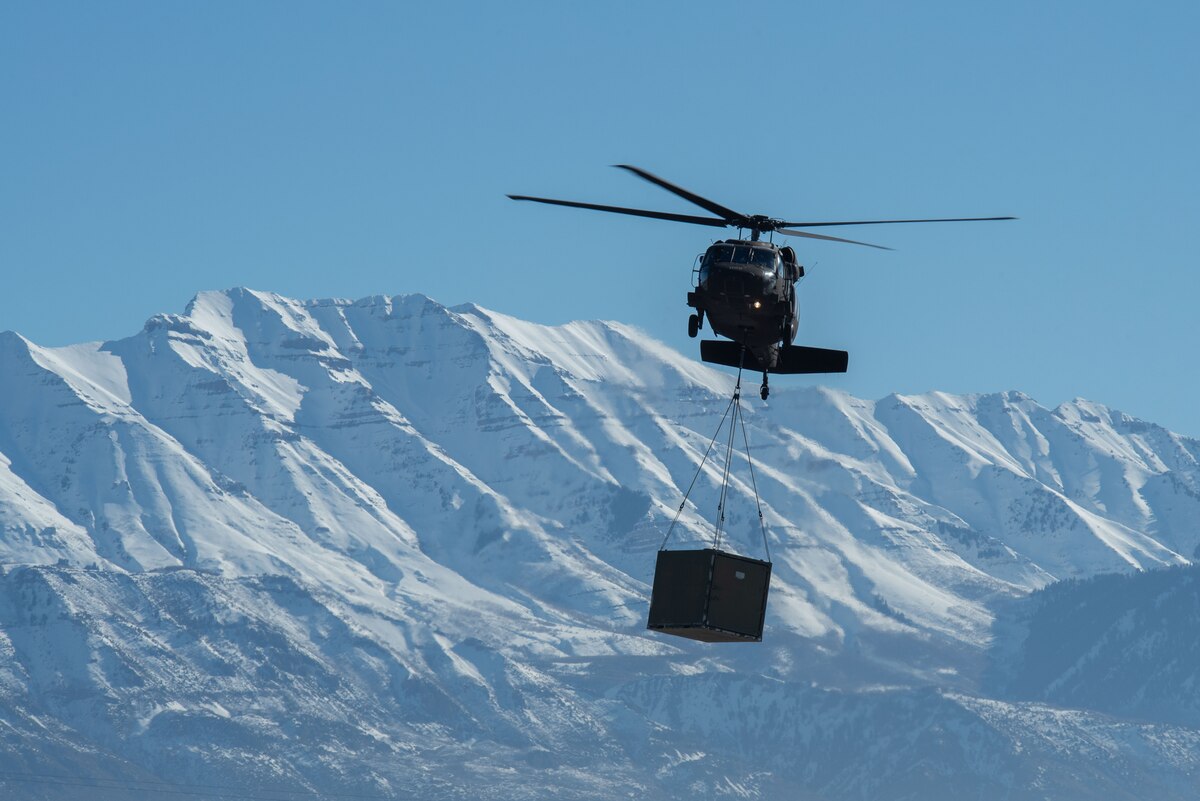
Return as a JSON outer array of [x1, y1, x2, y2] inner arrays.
[[1, 287, 1198, 799]]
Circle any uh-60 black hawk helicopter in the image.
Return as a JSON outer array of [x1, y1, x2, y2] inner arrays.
[[510, 165, 1013, 400]]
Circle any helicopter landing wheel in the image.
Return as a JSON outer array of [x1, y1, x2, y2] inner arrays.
[[687, 314, 699, 338], [760, 373, 770, 401]]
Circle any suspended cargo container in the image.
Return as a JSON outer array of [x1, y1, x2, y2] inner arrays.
[[649, 358, 774, 643], [647, 548, 771, 642]]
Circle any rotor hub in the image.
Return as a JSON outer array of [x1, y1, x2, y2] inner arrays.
[[741, 215, 782, 241]]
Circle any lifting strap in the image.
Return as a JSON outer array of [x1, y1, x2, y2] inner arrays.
[[660, 350, 772, 562]]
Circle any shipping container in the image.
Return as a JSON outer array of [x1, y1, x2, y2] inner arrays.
[[646, 548, 771, 642]]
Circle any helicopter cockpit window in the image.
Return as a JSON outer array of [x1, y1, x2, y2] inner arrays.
[[705, 245, 734, 265], [732, 247, 778, 272], [705, 245, 778, 272], [753, 249, 780, 272]]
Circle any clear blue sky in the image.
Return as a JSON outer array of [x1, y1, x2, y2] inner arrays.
[[4, 2, 1199, 434]]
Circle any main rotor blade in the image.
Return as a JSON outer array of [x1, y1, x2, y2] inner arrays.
[[613, 165, 746, 223], [777, 216, 1016, 228], [776, 228, 893, 251], [507, 195, 729, 228]]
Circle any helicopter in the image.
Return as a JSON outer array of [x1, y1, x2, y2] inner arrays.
[[510, 165, 1013, 400]]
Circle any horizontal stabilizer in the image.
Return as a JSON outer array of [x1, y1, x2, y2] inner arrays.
[[700, 341, 767, 371], [700, 341, 849, 375], [776, 344, 849, 374]]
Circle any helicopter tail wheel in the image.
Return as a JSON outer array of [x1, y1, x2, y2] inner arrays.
[[760, 373, 770, 401], [687, 314, 700, 338]]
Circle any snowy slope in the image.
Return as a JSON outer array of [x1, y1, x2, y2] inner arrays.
[[1, 288, 1199, 799]]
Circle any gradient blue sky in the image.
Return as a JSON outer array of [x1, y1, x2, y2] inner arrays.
[[4, 2, 1199, 434]]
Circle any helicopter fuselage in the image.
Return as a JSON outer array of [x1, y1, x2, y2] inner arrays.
[[687, 240, 800, 370]]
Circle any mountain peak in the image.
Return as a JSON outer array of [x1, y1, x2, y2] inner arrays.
[[0, 328, 34, 352]]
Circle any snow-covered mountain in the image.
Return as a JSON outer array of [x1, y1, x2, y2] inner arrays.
[[1, 288, 1198, 799]]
